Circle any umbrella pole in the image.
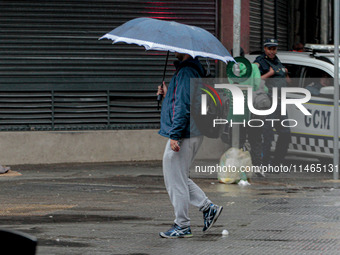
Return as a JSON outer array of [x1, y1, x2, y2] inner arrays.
[[157, 51, 170, 110]]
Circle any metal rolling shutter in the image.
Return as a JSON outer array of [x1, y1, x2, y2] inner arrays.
[[249, 0, 262, 52], [276, 0, 288, 50], [249, 0, 288, 53], [0, 0, 218, 131], [263, 0, 275, 40]]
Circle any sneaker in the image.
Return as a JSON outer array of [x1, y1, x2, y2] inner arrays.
[[202, 204, 223, 232], [159, 224, 193, 238]]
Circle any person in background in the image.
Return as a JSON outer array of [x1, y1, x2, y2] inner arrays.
[[305, 72, 331, 96], [228, 48, 268, 168], [292, 42, 305, 52], [254, 38, 291, 166]]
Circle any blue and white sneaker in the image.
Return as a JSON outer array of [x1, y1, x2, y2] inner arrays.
[[159, 224, 193, 238], [202, 203, 223, 232]]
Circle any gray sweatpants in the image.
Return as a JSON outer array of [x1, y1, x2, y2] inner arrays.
[[162, 136, 212, 228]]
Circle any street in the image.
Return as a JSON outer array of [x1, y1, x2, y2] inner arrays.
[[1, 157, 340, 255]]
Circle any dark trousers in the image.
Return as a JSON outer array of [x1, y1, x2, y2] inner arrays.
[[247, 124, 263, 166], [262, 105, 291, 165]]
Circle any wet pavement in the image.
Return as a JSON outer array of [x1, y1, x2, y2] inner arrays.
[[1, 159, 340, 255]]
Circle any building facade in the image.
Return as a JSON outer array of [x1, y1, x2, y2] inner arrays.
[[0, 0, 293, 132], [0, 0, 330, 164]]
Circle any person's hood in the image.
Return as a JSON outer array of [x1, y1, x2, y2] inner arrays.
[[174, 57, 206, 77]]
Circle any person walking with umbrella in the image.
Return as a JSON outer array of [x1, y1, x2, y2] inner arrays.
[[157, 52, 223, 238], [100, 17, 234, 238]]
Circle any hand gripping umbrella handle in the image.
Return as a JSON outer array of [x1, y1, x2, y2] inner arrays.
[[157, 51, 170, 110]]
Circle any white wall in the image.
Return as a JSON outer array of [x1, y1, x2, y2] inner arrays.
[[0, 130, 229, 165]]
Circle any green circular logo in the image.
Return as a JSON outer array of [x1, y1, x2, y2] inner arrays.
[[226, 57, 253, 83]]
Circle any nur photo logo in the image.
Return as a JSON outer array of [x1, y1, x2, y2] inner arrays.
[[199, 81, 312, 129], [200, 83, 223, 115]]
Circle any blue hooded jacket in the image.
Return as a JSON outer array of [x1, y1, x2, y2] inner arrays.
[[158, 57, 204, 140]]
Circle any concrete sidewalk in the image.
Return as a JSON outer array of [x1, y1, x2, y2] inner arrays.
[[1, 160, 340, 255]]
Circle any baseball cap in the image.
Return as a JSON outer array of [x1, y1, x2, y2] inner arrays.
[[264, 38, 278, 47]]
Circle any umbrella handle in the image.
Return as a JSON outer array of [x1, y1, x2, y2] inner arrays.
[[157, 51, 170, 110], [157, 93, 163, 103]]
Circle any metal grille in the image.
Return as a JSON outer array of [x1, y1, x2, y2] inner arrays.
[[277, 0, 288, 50], [249, 0, 288, 53], [0, 0, 218, 131], [249, 0, 262, 53], [0, 85, 160, 131], [263, 0, 275, 40]]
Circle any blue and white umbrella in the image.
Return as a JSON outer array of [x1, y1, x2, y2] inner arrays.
[[99, 17, 234, 64]]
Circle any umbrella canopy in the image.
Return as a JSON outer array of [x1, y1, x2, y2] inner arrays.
[[99, 17, 234, 64]]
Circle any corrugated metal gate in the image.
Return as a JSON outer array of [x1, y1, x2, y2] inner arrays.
[[249, 0, 288, 52], [0, 0, 218, 131]]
